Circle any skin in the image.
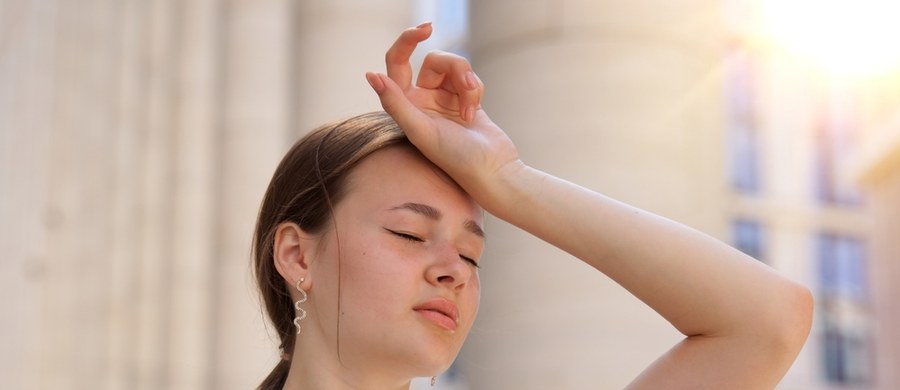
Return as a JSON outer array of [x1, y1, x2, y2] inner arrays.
[[274, 145, 483, 390], [277, 22, 814, 390]]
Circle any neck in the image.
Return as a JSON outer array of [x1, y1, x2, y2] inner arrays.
[[283, 335, 412, 390], [283, 360, 411, 390]]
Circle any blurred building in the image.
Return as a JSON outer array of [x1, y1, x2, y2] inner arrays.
[[850, 73, 900, 389], [719, 1, 900, 388], [2, 1, 898, 389]]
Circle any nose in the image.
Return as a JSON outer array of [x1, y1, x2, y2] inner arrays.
[[425, 242, 473, 290]]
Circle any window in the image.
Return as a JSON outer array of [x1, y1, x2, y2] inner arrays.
[[732, 218, 764, 261], [725, 46, 762, 194], [816, 233, 872, 385], [813, 91, 863, 206]]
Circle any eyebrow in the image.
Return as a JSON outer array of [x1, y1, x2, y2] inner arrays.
[[389, 202, 485, 238]]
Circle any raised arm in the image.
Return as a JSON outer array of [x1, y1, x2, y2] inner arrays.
[[366, 25, 813, 389], [482, 166, 814, 389]]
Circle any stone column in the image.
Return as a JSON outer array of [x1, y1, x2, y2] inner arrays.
[[293, 1, 412, 132], [134, 1, 178, 388], [869, 172, 900, 389], [41, 1, 123, 389], [464, 1, 725, 388], [166, 0, 221, 388], [106, 0, 149, 388], [213, 1, 294, 388], [0, 1, 58, 389], [860, 139, 900, 389]]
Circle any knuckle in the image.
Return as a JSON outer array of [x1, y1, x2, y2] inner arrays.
[[385, 49, 405, 65], [421, 50, 441, 64]]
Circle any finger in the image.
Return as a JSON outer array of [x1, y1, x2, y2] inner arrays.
[[385, 22, 433, 91], [366, 72, 434, 146], [417, 50, 483, 122]]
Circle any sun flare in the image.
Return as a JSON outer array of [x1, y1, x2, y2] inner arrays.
[[760, 0, 900, 78]]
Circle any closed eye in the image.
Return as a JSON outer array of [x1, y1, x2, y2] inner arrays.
[[460, 255, 481, 269], [386, 228, 481, 268], [385, 228, 424, 242]]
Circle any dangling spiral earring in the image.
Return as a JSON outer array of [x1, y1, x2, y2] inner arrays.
[[293, 278, 308, 334]]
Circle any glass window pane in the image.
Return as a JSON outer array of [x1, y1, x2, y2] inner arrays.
[[816, 232, 872, 385], [813, 91, 864, 206], [725, 47, 761, 194], [732, 219, 764, 261]]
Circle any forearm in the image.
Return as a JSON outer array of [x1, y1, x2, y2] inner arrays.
[[484, 163, 811, 341]]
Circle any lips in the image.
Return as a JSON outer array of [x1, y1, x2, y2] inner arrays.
[[413, 297, 460, 332]]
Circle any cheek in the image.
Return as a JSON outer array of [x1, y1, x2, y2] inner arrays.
[[343, 232, 408, 278], [339, 232, 415, 307]]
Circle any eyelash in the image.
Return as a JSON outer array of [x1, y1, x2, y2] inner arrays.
[[386, 229, 481, 268]]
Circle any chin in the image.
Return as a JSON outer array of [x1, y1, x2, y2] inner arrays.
[[409, 359, 456, 379], [389, 322, 470, 377], [406, 342, 460, 376]]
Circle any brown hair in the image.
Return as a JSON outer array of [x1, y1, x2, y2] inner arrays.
[[252, 111, 408, 389]]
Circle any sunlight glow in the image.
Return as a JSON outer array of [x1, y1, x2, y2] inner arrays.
[[761, 0, 900, 78]]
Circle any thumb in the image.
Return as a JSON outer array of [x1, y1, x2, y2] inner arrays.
[[365, 72, 433, 143]]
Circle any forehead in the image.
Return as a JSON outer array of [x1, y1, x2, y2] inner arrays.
[[342, 146, 483, 222]]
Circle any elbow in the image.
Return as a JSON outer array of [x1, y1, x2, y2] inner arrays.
[[765, 281, 815, 360], [784, 282, 814, 347]]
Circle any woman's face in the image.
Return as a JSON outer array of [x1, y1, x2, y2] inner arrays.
[[307, 145, 484, 377]]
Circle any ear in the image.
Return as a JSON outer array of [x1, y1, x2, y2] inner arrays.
[[273, 222, 316, 290]]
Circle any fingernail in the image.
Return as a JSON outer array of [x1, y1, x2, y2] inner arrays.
[[465, 71, 477, 90], [365, 72, 385, 94], [416, 21, 432, 29], [468, 105, 477, 122], [461, 105, 469, 122]]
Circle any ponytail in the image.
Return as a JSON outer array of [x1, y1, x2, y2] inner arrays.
[[257, 358, 291, 390]]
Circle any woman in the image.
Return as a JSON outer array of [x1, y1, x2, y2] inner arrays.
[[253, 23, 813, 389]]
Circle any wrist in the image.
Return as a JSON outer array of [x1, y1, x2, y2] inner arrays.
[[475, 159, 534, 220]]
